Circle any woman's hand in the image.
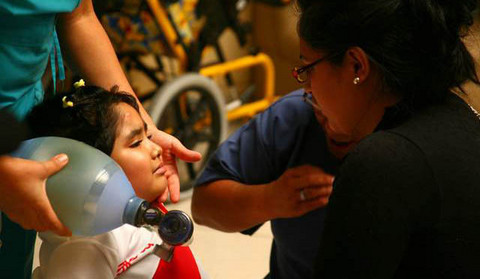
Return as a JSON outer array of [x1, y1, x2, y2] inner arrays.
[[192, 165, 334, 232], [0, 155, 72, 236], [265, 165, 334, 219], [151, 129, 202, 203]]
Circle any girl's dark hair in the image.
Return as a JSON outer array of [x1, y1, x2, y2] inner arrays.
[[27, 85, 140, 155], [297, 0, 479, 109]]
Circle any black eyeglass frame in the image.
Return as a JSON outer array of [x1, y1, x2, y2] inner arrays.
[[292, 56, 329, 84]]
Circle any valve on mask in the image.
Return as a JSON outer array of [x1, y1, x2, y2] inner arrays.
[[135, 202, 194, 262]]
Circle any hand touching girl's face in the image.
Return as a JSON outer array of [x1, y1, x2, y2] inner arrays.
[[110, 103, 168, 202]]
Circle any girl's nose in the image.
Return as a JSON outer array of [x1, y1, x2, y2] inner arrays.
[[151, 143, 162, 159]]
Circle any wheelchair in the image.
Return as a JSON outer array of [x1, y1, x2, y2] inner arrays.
[[96, 0, 290, 193]]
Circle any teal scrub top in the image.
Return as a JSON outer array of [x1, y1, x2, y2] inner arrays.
[[0, 0, 81, 120], [0, 2, 80, 278]]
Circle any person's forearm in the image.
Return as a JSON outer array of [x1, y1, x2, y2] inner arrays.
[[191, 180, 274, 232], [56, 0, 155, 126]]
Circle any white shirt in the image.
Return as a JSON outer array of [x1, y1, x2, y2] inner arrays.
[[32, 224, 207, 278]]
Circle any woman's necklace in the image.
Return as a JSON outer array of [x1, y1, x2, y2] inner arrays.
[[452, 90, 480, 120], [468, 104, 480, 120]]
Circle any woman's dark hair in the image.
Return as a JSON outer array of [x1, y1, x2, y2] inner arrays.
[[297, 0, 479, 109], [27, 85, 140, 155]]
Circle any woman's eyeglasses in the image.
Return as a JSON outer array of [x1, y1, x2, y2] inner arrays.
[[303, 92, 322, 112], [292, 56, 328, 84]]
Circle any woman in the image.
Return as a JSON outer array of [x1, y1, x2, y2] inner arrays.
[[0, 1, 200, 277], [192, 89, 336, 278], [193, 0, 480, 277], [293, 0, 480, 277]]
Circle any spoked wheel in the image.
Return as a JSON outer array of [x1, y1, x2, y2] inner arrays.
[[148, 73, 227, 194]]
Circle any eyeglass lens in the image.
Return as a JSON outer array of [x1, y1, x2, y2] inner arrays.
[[296, 69, 309, 83]]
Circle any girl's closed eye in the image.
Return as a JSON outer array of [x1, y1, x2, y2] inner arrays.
[[130, 132, 152, 148], [130, 139, 143, 148]]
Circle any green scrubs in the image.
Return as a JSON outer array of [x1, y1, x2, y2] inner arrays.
[[0, 1, 80, 277]]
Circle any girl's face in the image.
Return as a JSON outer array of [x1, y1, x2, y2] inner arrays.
[[299, 39, 394, 158], [110, 103, 167, 202]]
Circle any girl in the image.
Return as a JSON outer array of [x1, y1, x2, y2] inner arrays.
[[28, 83, 207, 278]]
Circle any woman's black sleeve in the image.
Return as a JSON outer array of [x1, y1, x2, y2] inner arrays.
[[314, 131, 438, 278]]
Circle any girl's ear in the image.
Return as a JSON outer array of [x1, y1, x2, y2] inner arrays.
[[345, 47, 371, 85]]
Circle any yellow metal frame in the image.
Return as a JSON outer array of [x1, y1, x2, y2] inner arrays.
[[146, 0, 188, 71], [146, 0, 277, 122], [200, 53, 276, 121]]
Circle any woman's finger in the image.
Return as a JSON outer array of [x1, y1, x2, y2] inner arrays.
[[300, 186, 333, 201], [170, 138, 202, 162]]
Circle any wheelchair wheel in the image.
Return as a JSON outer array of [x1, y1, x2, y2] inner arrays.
[[148, 73, 228, 194]]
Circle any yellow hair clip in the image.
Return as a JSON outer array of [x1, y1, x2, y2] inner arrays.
[[73, 79, 85, 89], [62, 96, 74, 108]]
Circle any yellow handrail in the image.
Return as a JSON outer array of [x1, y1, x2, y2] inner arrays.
[[200, 53, 275, 103], [200, 53, 276, 121]]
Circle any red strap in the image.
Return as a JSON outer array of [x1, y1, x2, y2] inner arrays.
[[152, 246, 201, 279], [152, 201, 168, 214]]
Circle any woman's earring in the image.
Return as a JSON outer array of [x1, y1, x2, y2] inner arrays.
[[353, 77, 360, 85]]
